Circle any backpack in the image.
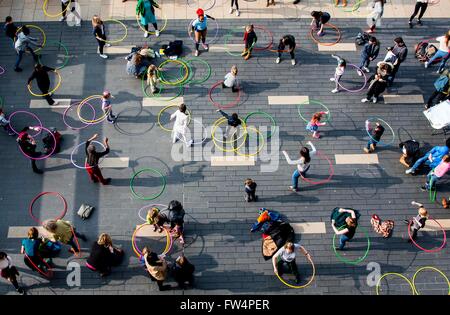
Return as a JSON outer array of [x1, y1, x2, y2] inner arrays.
[[163, 40, 183, 58], [415, 41, 437, 63], [434, 75, 450, 92], [77, 203, 95, 220], [356, 32, 370, 46]]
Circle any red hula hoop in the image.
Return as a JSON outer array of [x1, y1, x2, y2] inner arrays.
[[70, 226, 82, 258], [24, 254, 53, 278], [208, 80, 242, 109], [408, 218, 447, 253], [29, 191, 68, 225], [300, 151, 334, 185], [309, 23, 342, 46], [252, 25, 273, 51]]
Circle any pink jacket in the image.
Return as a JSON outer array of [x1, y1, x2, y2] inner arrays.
[[434, 161, 450, 178]]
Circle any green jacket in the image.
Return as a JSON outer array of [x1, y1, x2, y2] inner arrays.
[[136, 0, 159, 16]]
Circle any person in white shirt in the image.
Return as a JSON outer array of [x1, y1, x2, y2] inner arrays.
[[330, 54, 346, 93], [222, 65, 239, 92], [425, 32, 450, 74], [408, 0, 429, 28], [282, 141, 316, 192], [170, 103, 193, 146], [272, 242, 311, 284]]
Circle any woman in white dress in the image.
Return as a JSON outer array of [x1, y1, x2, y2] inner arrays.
[[170, 103, 193, 146]]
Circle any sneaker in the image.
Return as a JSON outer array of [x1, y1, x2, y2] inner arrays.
[[331, 89, 339, 93], [51, 101, 59, 106], [312, 133, 320, 139], [99, 54, 108, 59], [229, 7, 234, 14], [144, 31, 149, 38], [275, 57, 280, 64], [289, 186, 299, 192], [417, 19, 422, 25], [59, 16, 66, 22], [361, 98, 369, 103], [105, 43, 111, 47], [236, 10, 240, 17], [424, 104, 430, 110], [363, 147, 370, 154], [408, 21, 413, 28], [442, 198, 449, 209], [329, 77, 335, 81], [370, 143, 376, 151], [405, 168, 415, 175], [194, 50, 199, 57], [363, 67, 370, 73], [291, 59, 296, 66], [244, 54, 251, 60], [420, 186, 427, 192], [202, 43, 209, 50], [103, 178, 112, 185], [372, 97, 377, 103], [33, 169, 44, 174], [244, 195, 249, 202], [14, 67, 23, 72], [155, 30, 160, 37], [437, 69, 443, 74], [17, 288, 25, 295], [75, 22, 81, 27], [357, 70, 363, 76], [424, 62, 429, 68]]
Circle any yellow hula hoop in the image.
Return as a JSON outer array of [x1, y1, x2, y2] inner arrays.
[[211, 130, 248, 153], [212, 117, 247, 145], [376, 272, 415, 295], [97, 19, 128, 44], [351, 0, 372, 18], [77, 95, 110, 124], [157, 59, 189, 86], [132, 223, 170, 258], [236, 126, 266, 157], [412, 266, 450, 295], [27, 70, 61, 97], [157, 104, 192, 132], [15, 24, 46, 53], [275, 255, 316, 289], [43, 0, 72, 18], [136, 9, 168, 35]]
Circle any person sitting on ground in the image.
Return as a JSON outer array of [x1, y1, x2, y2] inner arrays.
[[425, 69, 450, 109], [399, 140, 420, 168], [222, 65, 239, 92], [0, 108, 14, 135], [86, 233, 124, 277], [126, 52, 151, 78], [361, 61, 393, 103], [421, 154, 450, 192], [406, 138, 450, 175], [171, 255, 195, 289]]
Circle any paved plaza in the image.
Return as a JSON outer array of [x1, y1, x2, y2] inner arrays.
[[0, 0, 449, 295]]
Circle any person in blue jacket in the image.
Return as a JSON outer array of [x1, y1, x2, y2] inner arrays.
[[358, 36, 380, 75], [406, 138, 450, 175]]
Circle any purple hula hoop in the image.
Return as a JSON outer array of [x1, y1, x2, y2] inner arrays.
[[18, 126, 56, 160], [63, 101, 96, 130], [8, 111, 43, 137], [336, 64, 367, 93], [0, 65, 5, 75]]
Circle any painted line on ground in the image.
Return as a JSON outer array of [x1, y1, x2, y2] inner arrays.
[[142, 97, 184, 107], [291, 222, 326, 234], [318, 43, 357, 51], [210, 156, 255, 166], [383, 94, 424, 104], [267, 95, 309, 105], [30, 99, 71, 109], [335, 154, 379, 164]]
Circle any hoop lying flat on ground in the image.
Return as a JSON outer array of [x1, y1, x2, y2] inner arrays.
[[376, 272, 415, 295], [158, 59, 190, 86], [309, 23, 341, 46], [244, 111, 277, 139], [209, 81, 241, 109], [130, 168, 167, 200], [28, 70, 61, 97], [63, 102, 95, 130], [37, 40, 70, 70], [29, 191, 67, 225], [184, 58, 212, 84], [157, 104, 191, 132], [412, 266, 450, 295]]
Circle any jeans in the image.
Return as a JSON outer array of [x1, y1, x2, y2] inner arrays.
[[339, 234, 350, 249], [277, 258, 299, 278], [428, 50, 450, 72], [15, 48, 38, 69], [410, 155, 431, 172], [427, 90, 447, 107], [359, 56, 370, 70], [367, 139, 377, 150], [426, 172, 439, 190], [409, 2, 428, 21], [291, 166, 309, 189]]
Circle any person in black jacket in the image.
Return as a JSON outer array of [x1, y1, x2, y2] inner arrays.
[[276, 35, 296, 66], [216, 109, 242, 145], [168, 200, 186, 244], [92, 15, 110, 59], [85, 134, 111, 185], [86, 233, 124, 277], [244, 178, 258, 202], [399, 140, 420, 168], [4, 16, 18, 40], [171, 255, 195, 289], [17, 126, 43, 174], [28, 64, 58, 106], [388, 37, 408, 85], [358, 36, 380, 75]]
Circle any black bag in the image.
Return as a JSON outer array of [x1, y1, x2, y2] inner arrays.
[[164, 40, 183, 57], [356, 32, 370, 45]]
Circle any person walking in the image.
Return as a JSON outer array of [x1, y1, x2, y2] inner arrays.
[[358, 36, 380, 75], [404, 202, 428, 242], [282, 141, 317, 192], [136, 0, 160, 38], [42, 219, 87, 255], [229, 0, 240, 16], [367, 0, 385, 34], [14, 26, 40, 72], [406, 138, 450, 175], [216, 109, 242, 140], [331, 208, 358, 250], [241, 25, 257, 60], [142, 246, 170, 291], [170, 103, 192, 146], [272, 242, 311, 284], [189, 8, 216, 57], [361, 61, 393, 103], [85, 133, 111, 185], [409, 0, 429, 28], [16, 126, 44, 174], [421, 155, 450, 192], [101, 91, 117, 124], [86, 233, 124, 277], [425, 69, 450, 109], [27, 64, 59, 106], [276, 34, 296, 66], [0, 252, 25, 295], [92, 15, 110, 59], [60, 0, 81, 26], [388, 37, 408, 85], [424, 32, 450, 74]]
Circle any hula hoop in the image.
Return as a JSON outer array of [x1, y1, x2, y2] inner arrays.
[[18, 126, 56, 160], [244, 111, 277, 139], [211, 120, 248, 153], [212, 117, 247, 144], [29, 191, 67, 225], [300, 151, 335, 185], [187, 18, 220, 45], [130, 168, 167, 200], [275, 255, 315, 289], [69, 226, 82, 258], [15, 25, 46, 53], [429, 178, 437, 202], [408, 218, 447, 253], [37, 40, 70, 70], [336, 64, 367, 92], [184, 58, 212, 85], [97, 19, 128, 44], [376, 273, 415, 295], [28, 70, 61, 97], [235, 126, 265, 157], [157, 104, 192, 132], [184, 118, 208, 145], [365, 117, 395, 146], [8, 110, 43, 137], [333, 0, 364, 13], [138, 204, 168, 222], [209, 81, 242, 109], [332, 226, 370, 265], [0, 65, 5, 75], [70, 141, 107, 169], [351, 0, 373, 18], [158, 59, 190, 86], [136, 9, 167, 35], [297, 99, 331, 124], [24, 254, 53, 278], [252, 25, 274, 51], [186, 0, 216, 11], [224, 25, 273, 56], [132, 224, 172, 258], [77, 95, 110, 124], [63, 102, 95, 130], [309, 23, 342, 46], [141, 74, 184, 100], [43, 0, 72, 17], [412, 266, 450, 295]]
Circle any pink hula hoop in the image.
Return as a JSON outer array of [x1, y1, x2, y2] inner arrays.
[[8, 110, 43, 137], [18, 126, 56, 160], [208, 80, 242, 109], [408, 217, 447, 253], [336, 64, 367, 93]]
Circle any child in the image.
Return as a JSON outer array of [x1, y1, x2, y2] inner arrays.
[[310, 11, 331, 36], [189, 9, 216, 57], [242, 25, 257, 60], [276, 35, 296, 66], [244, 178, 258, 202], [4, 16, 18, 40], [0, 109, 15, 136], [364, 120, 385, 153], [14, 26, 40, 72], [92, 15, 110, 59], [330, 54, 346, 93], [306, 111, 328, 139], [171, 223, 185, 244], [101, 91, 117, 124], [146, 64, 160, 94], [405, 202, 428, 242], [20, 227, 46, 273], [216, 109, 242, 139], [146, 207, 169, 233], [422, 155, 450, 192], [222, 65, 239, 92]]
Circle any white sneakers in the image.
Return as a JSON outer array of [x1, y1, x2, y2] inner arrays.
[[329, 77, 335, 82], [361, 98, 369, 103], [99, 54, 108, 59], [194, 50, 199, 57], [236, 10, 240, 16], [424, 62, 429, 68], [275, 57, 280, 64], [144, 31, 149, 38], [105, 43, 111, 47], [405, 168, 414, 174], [362, 66, 370, 73], [291, 59, 296, 66], [155, 30, 160, 37], [372, 97, 377, 103], [358, 70, 363, 76], [59, 16, 66, 22], [331, 89, 339, 93], [361, 97, 377, 103], [229, 7, 234, 14]]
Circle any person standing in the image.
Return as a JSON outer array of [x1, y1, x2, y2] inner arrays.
[[101, 91, 117, 124], [170, 103, 192, 146], [229, 0, 240, 16], [276, 35, 296, 65], [241, 25, 257, 60], [388, 37, 408, 85], [330, 54, 346, 93], [142, 247, 170, 291], [272, 242, 311, 284], [424, 32, 450, 74], [14, 26, 40, 72], [282, 141, 317, 192], [171, 255, 195, 289], [331, 208, 358, 250], [0, 252, 25, 295], [405, 202, 428, 242], [189, 9, 216, 57], [216, 109, 242, 141], [85, 133, 111, 185], [27, 64, 58, 106], [363, 120, 385, 153], [244, 178, 258, 202], [425, 69, 450, 109], [306, 111, 328, 139], [4, 16, 18, 41], [136, 0, 160, 38], [42, 219, 87, 255], [59, 0, 79, 24], [16, 126, 43, 174], [409, 0, 429, 28], [367, 0, 385, 34], [361, 61, 393, 103], [406, 138, 450, 175], [358, 36, 380, 75], [86, 233, 124, 277], [92, 15, 110, 59], [20, 227, 46, 273]]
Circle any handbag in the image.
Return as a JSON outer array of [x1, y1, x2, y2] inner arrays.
[[77, 203, 95, 220]]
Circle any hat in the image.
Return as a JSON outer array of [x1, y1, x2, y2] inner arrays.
[[196, 8, 204, 16]]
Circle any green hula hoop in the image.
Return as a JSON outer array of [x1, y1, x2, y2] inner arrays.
[[141, 74, 184, 100], [157, 59, 190, 86], [37, 40, 70, 70], [332, 226, 370, 265], [223, 26, 247, 57], [130, 168, 167, 200], [297, 99, 331, 124], [184, 57, 212, 85], [244, 111, 277, 139], [429, 176, 437, 202]]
